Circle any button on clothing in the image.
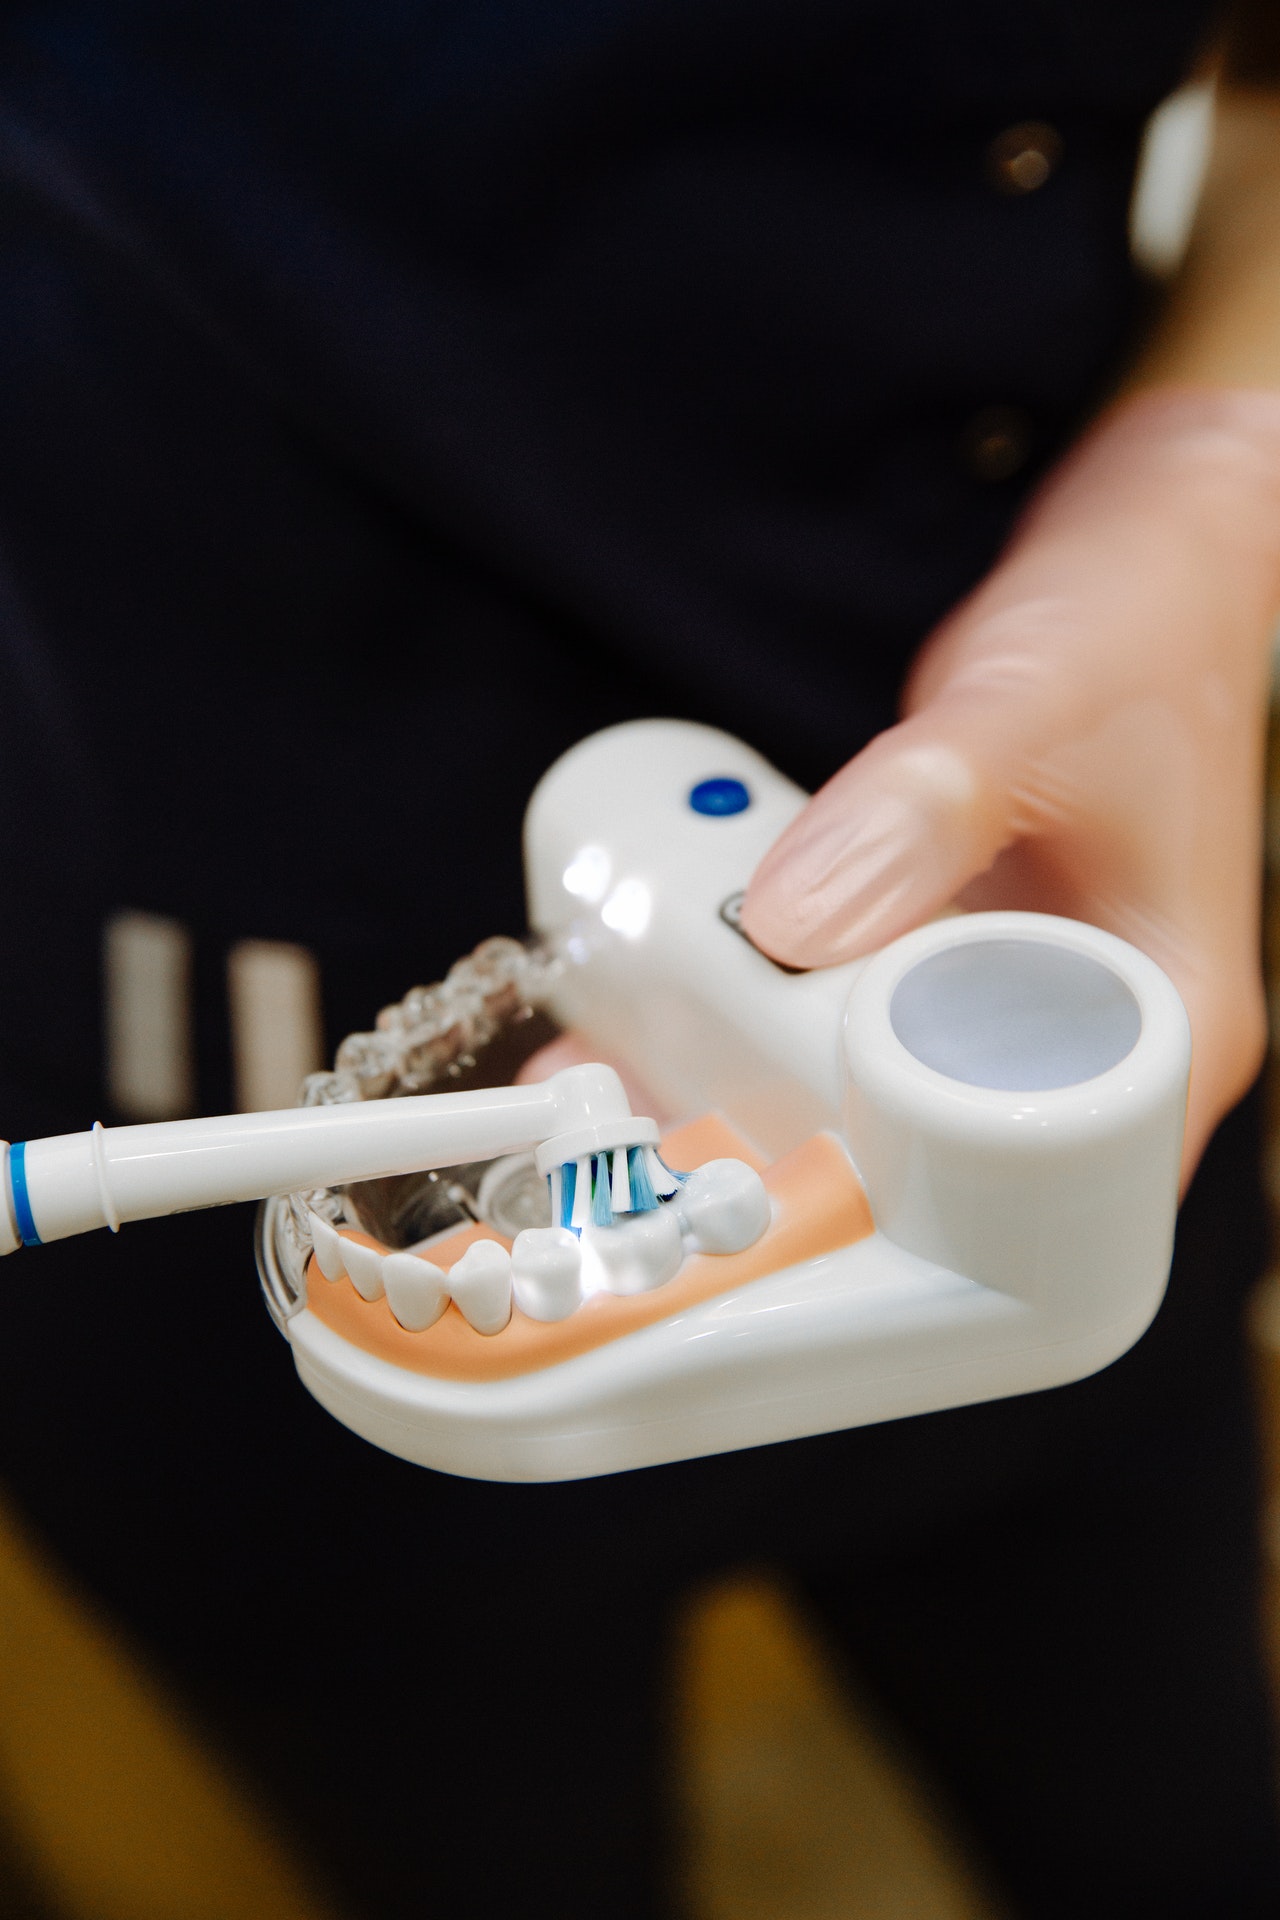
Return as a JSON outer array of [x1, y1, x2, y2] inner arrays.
[[961, 404, 1036, 480], [986, 120, 1065, 193]]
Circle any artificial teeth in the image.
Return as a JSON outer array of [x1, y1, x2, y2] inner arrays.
[[341, 1235, 387, 1303], [308, 1210, 347, 1283], [448, 1239, 513, 1336], [676, 1159, 771, 1255], [383, 1252, 450, 1332], [511, 1226, 583, 1322], [584, 1204, 683, 1295]]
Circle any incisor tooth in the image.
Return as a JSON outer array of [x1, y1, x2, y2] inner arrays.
[[341, 1235, 386, 1303], [448, 1239, 513, 1335], [308, 1210, 347, 1283], [383, 1252, 449, 1332], [511, 1227, 582, 1322]]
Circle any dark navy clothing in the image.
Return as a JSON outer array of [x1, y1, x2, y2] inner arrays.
[[0, 0, 1210, 1043], [1, 5, 1278, 1916], [0, 0, 1209, 1109]]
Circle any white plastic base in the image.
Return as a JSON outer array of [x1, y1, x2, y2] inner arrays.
[[285, 1231, 1164, 1482]]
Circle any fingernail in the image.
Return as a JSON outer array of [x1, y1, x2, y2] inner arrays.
[[744, 746, 986, 965]]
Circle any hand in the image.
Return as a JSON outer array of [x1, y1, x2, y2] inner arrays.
[[742, 388, 1280, 1187]]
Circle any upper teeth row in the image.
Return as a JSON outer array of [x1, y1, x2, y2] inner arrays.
[[306, 1157, 771, 1333]]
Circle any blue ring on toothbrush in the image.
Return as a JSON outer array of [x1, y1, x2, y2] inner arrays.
[[9, 1141, 41, 1246]]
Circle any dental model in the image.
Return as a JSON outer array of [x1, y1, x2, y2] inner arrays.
[[2, 721, 1191, 1483], [266, 720, 1187, 1483]]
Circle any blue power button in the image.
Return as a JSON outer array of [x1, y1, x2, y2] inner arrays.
[[689, 776, 750, 816]]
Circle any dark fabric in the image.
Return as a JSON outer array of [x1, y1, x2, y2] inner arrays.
[[0, 0, 1211, 983], [0, 0, 1213, 1114], [1, 3, 1277, 1916]]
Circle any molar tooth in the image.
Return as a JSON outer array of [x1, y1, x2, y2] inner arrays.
[[448, 1240, 513, 1336], [341, 1235, 386, 1303], [583, 1205, 683, 1295], [382, 1253, 450, 1332], [308, 1210, 347, 1282], [676, 1159, 771, 1254], [511, 1227, 583, 1322]]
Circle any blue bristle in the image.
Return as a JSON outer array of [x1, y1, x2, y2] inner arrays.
[[560, 1159, 576, 1229], [628, 1145, 657, 1212], [592, 1152, 614, 1227]]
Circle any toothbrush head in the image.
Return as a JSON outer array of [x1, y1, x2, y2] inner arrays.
[[535, 1125, 683, 1234]]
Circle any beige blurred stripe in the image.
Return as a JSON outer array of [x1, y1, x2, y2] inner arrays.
[[104, 911, 195, 1121], [676, 1575, 1004, 1920], [227, 940, 324, 1113], [1128, 79, 1215, 278], [0, 1495, 334, 1920]]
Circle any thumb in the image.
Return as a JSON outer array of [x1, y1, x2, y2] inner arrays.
[[740, 688, 1040, 968]]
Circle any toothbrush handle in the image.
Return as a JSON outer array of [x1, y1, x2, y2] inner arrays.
[[2, 1081, 564, 1251]]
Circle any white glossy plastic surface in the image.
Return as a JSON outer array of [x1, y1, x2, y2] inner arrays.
[[841, 911, 1187, 1319], [524, 722, 859, 1156]]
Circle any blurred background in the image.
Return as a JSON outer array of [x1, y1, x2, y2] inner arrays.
[[0, 66, 1274, 1920]]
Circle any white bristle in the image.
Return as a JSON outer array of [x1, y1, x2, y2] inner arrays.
[[548, 1163, 563, 1230], [645, 1145, 680, 1199], [571, 1155, 592, 1229], [611, 1146, 631, 1213]]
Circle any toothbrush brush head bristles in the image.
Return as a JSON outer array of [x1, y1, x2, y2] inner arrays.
[[547, 1145, 685, 1237]]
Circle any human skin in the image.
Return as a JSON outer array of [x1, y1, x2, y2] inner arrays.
[[742, 83, 1280, 1190]]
